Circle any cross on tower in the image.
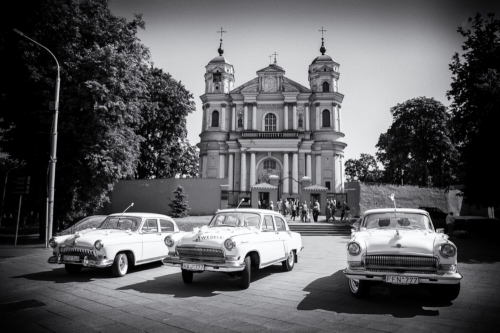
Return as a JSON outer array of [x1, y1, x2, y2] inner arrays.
[[272, 52, 278, 65], [318, 27, 327, 55], [318, 27, 327, 38], [217, 27, 226, 41], [216, 27, 226, 56]]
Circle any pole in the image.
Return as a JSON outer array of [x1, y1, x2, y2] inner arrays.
[[0, 167, 16, 226], [45, 197, 49, 248], [15, 194, 22, 246], [13, 29, 61, 241]]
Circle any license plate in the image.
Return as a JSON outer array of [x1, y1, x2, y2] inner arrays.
[[385, 276, 418, 285], [182, 263, 204, 271], [63, 255, 80, 262]]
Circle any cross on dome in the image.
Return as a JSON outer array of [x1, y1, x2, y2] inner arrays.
[[272, 52, 278, 65], [217, 27, 226, 56], [318, 27, 327, 55]]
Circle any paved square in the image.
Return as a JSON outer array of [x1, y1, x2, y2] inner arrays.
[[1, 235, 499, 332]]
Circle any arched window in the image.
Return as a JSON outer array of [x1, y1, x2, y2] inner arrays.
[[264, 113, 277, 132], [237, 115, 243, 128], [322, 109, 331, 128], [322, 81, 330, 92], [298, 115, 303, 128], [211, 110, 219, 127], [264, 160, 276, 170]]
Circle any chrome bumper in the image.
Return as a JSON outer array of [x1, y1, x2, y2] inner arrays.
[[48, 255, 114, 268], [343, 268, 462, 284], [162, 256, 246, 272]]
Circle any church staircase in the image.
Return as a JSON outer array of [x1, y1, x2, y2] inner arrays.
[[288, 222, 352, 236]]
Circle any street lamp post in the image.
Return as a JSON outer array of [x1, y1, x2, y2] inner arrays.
[[0, 167, 17, 226], [13, 29, 60, 245]]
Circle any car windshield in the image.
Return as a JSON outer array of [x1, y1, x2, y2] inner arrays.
[[208, 212, 261, 229], [363, 212, 433, 231], [99, 216, 141, 232]]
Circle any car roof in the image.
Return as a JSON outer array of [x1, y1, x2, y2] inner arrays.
[[217, 208, 282, 215], [363, 208, 429, 215], [108, 212, 173, 219]]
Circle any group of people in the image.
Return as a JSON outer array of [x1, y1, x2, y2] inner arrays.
[[258, 197, 350, 223]]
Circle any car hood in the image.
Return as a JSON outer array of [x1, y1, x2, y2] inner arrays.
[[357, 229, 437, 255], [61, 229, 135, 248], [179, 226, 257, 247]]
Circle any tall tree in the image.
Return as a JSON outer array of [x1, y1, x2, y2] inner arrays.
[[168, 185, 190, 218], [376, 97, 458, 187], [448, 13, 500, 207], [344, 154, 383, 182]]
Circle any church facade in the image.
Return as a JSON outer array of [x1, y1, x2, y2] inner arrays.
[[197, 37, 347, 213]]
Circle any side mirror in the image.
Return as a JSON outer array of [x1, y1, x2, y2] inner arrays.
[[436, 228, 444, 234], [351, 228, 356, 233]]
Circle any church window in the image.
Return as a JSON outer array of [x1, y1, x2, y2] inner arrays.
[[237, 115, 243, 127], [322, 109, 331, 127], [322, 81, 330, 92], [298, 115, 303, 128], [264, 160, 276, 170], [264, 113, 277, 132], [211, 110, 219, 127]]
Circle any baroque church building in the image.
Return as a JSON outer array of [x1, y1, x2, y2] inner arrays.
[[197, 35, 347, 213]]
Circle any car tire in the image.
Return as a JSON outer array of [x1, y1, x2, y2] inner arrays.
[[111, 253, 128, 277], [65, 264, 82, 274], [182, 269, 193, 284], [282, 250, 295, 272], [241, 256, 251, 289], [348, 278, 371, 298], [429, 283, 460, 301]]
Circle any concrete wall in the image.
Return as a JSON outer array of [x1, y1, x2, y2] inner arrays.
[[99, 178, 227, 216], [345, 182, 463, 217]]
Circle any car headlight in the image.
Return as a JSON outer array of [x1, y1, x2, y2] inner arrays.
[[165, 236, 174, 247], [440, 243, 456, 258], [347, 242, 361, 256], [94, 240, 104, 250], [49, 238, 57, 248], [224, 238, 236, 251]]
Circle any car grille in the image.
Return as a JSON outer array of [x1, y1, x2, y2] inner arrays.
[[60, 247, 96, 260], [365, 255, 438, 270], [177, 247, 225, 262], [366, 269, 437, 275]]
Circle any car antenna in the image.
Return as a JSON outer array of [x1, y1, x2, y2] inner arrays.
[[122, 202, 134, 216], [237, 199, 245, 209]]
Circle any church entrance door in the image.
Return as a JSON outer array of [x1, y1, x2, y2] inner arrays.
[[259, 192, 269, 209]]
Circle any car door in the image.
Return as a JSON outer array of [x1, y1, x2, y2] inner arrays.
[[141, 219, 163, 261], [259, 215, 285, 267], [275, 216, 292, 254]]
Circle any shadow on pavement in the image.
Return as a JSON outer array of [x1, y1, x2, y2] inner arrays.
[[117, 264, 284, 298], [453, 237, 500, 264], [297, 270, 453, 318], [11, 261, 165, 283]]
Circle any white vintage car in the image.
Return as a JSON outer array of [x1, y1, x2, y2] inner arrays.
[[48, 212, 179, 277], [344, 208, 462, 300], [162, 208, 303, 289]]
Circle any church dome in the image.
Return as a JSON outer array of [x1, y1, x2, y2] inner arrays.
[[208, 56, 231, 65], [311, 54, 334, 65]]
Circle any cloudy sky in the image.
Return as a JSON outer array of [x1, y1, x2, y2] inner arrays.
[[109, 0, 499, 162]]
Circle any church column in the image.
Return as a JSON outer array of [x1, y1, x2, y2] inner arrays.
[[292, 153, 299, 193], [240, 152, 247, 191], [340, 156, 344, 192], [338, 105, 342, 132], [221, 103, 226, 131], [315, 103, 320, 131], [252, 103, 257, 130], [219, 154, 225, 179], [283, 153, 289, 195], [250, 153, 256, 187], [228, 154, 234, 190], [232, 105, 236, 131], [305, 104, 310, 131], [243, 103, 248, 130], [333, 103, 338, 131], [284, 103, 288, 130], [202, 155, 208, 178], [292, 103, 297, 130], [206, 103, 211, 130], [306, 154, 312, 178], [315, 155, 321, 185]]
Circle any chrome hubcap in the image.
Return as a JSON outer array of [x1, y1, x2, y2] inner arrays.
[[350, 279, 360, 292], [288, 252, 294, 265], [119, 255, 127, 272]]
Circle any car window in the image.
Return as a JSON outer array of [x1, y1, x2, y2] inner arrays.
[[142, 219, 159, 233], [99, 216, 141, 231], [262, 216, 275, 231], [160, 219, 175, 232], [275, 216, 286, 231], [208, 212, 261, 228], [364, 213, 431, 230]]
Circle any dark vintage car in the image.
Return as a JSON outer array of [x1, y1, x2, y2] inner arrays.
[[418, 206, 447, 229]]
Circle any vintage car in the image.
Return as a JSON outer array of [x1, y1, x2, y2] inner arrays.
[[162, 208, 303, 289], [48, 212, 179, 277], [344, 208, 462, 300]]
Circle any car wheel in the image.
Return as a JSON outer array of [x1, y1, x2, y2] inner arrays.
[[241, 256, 251, 289], [429, 283, 460, 301], [282, 250, 295, 272], [65, 264, 82, 274], [182, 269, 193, 284], [348, 278, 371, 298], [111, 253, 128, 277]]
